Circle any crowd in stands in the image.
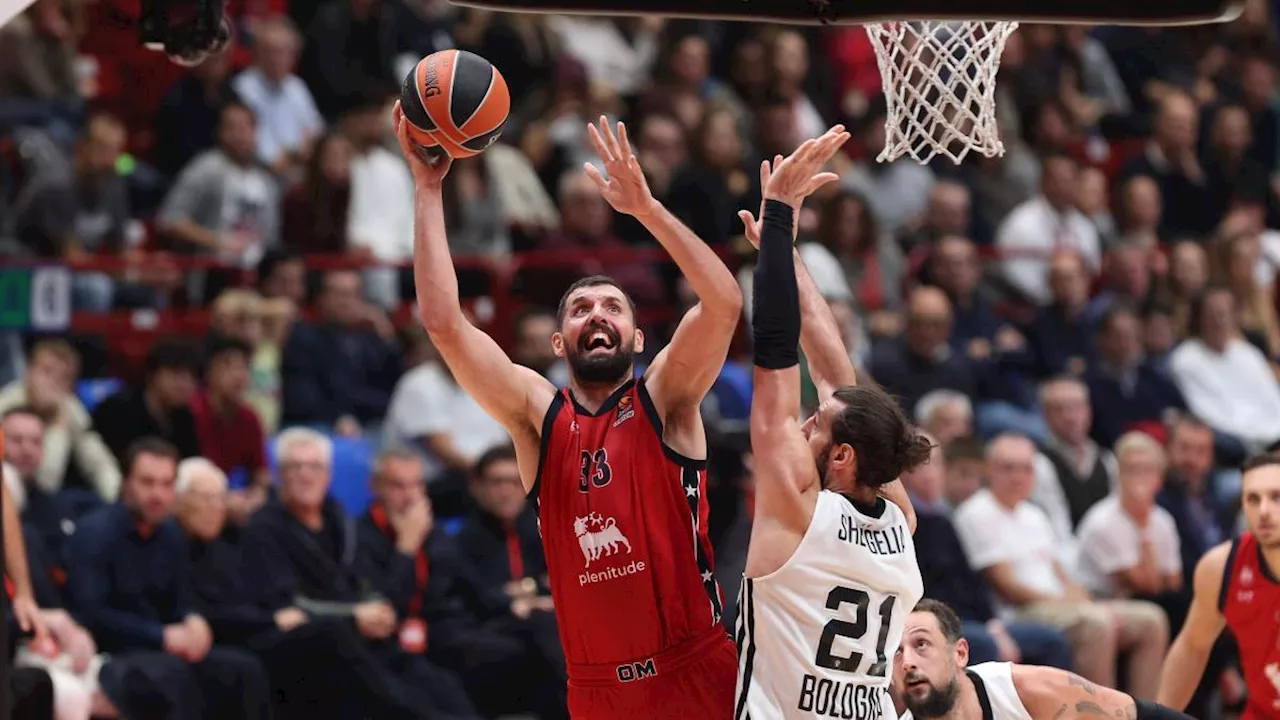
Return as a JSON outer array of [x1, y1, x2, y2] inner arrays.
[[6, 0, 1280, 717]]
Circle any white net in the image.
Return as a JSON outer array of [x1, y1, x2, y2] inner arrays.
[[865, 20, 1019, 165]]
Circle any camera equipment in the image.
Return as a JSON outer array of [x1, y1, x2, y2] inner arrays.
[[139, 0, 233, 66]]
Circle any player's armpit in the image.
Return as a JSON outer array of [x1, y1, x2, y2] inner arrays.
[[750, 392, 820, 529], [427, 322, 557, 440], [645, 298, 741, 428], [1012, 665, 1138, 720]]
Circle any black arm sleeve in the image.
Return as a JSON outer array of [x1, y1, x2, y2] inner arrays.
[[1134, 700, 1195, 720], [752, 199, 801, 370]]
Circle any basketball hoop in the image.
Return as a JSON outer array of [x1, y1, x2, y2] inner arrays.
[[864, 20, 1018, 164], [446, 0, 1244, 165]]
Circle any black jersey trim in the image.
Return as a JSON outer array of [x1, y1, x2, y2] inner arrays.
[[1256, 539, 1280, 585], [528, 391, 566, 505], [682, 465, 723, 625], [966, 670, 996, 720], [1218, 536, 1242, 613], [635, 376, 708, 470], [841, 493, 887, 519], [567, 379, 635, 417], [734, 577, 756, 720]]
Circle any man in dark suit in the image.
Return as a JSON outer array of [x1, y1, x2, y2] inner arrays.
[[279, 270, 400, 432], [3, 406, 83, 560], [1157, 417, 1237, 609], [242, 429, 478, 719], [1086, 305, 1186, 448], [175, 456, 454, 720], [359, 446, 568, 719], [63, 437, 270, 720]]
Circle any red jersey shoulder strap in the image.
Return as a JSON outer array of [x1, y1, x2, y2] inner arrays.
[[529, 390, 568, 505], [1219, 533, 1251, 613], [634, 375, 708, 471]]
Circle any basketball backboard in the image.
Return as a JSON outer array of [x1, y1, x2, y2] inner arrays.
[[448, 0, 1243, 25]]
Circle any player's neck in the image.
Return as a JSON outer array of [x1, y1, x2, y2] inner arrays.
[[950, 671, 986, 720], [1260, 544, 1280, 579], [567, 377, 629, 413]]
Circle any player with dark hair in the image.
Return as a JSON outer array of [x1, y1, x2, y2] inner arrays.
[[1156, 451, 1280, 718], [393, 106, 749, 718], [895, 599, 1195, 720], [734, 136, 932, 720]]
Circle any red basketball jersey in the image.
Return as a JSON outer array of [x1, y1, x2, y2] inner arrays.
[[532, 377, 724, 667], [1220, 532, 1280, 720]]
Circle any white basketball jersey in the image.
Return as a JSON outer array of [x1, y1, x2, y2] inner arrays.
[[735, 490, 922, 720], [898, 663, 1032, 720]]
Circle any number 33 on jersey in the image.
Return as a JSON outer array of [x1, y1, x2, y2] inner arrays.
[[735, 491, 922, 720]]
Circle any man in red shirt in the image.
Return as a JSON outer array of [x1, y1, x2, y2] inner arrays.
[[191, 336, 268, 523], [1157, 451, 1280, 718], [393, 109, 845, 718]]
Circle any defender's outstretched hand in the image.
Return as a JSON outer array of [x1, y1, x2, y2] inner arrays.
[[584, 115, 657, 218], [393, 101, 453, 189], [738, 126, 849, 248]]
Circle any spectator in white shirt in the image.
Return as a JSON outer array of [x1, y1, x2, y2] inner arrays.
[[342, 93, 414, 309], [997, 153, 1101, 305], [1169, 286, 1280, 462], [953, 434, 1168, 698], [232, 17, 324, 178], [1077, 432, 1183, 600], [383, 326, 510, 515]]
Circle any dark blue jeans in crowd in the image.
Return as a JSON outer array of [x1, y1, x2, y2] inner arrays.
[[962, 620, 1074, 670]]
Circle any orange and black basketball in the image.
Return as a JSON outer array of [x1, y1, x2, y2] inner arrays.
[[400, 49, 510, 160]]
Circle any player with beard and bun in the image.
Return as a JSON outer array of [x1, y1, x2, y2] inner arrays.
[[734, 132, 930, 720], [1157, 451, 1280, 719], [894, 600, 1194, 720], [394, 105, 753, 719]]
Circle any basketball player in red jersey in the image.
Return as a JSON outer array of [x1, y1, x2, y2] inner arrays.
[[1157, 451, 1280, 718], [392, 106, 843, 718]]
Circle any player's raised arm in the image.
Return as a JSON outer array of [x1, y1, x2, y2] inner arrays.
[[394, 104, 555, 452], [739, 139, 916, 530], [582, 117, 742, 422], [739, 155, 854, 400], [749, 134, 848, 523], [1156, 541, 1231, 710]]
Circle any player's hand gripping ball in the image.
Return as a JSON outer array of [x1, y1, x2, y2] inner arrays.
[[399, 49, 510, 163]]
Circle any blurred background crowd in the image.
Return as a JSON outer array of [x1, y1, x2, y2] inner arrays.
[[5, 0, 1280, 717]]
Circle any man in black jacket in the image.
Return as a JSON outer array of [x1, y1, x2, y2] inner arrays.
[[359, 447, 568, 720], [455, 446, 565, 681], [241, 428, 478, 720], [62, 437, 270, 720], [176, 455, 458, 720]]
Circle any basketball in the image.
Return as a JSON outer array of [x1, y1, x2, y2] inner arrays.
[[399, 49, 510, 160]]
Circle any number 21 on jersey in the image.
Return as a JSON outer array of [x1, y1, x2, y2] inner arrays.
[[816, 586, 895, 677]]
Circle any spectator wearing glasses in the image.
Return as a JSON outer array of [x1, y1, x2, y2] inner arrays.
[[358, 447, 566, 719], [869, 285, 977, 414], [242, 428, 480, 719]]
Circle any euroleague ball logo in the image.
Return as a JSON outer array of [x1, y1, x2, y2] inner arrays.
[[423, 58, 441, 98]]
